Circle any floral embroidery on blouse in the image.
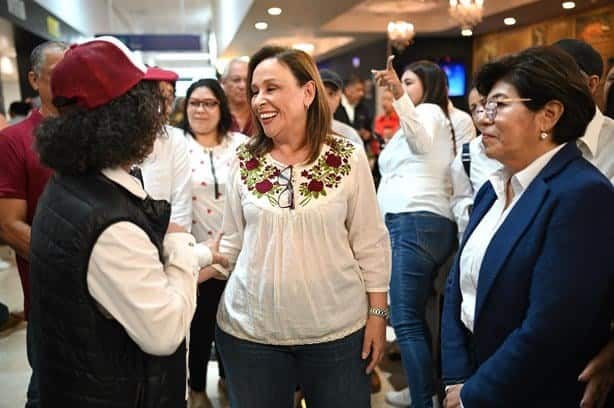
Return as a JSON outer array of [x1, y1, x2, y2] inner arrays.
[[237, 137, 355, 208]]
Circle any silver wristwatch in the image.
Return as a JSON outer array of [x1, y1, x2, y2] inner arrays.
[[368, 306, 390, 319]]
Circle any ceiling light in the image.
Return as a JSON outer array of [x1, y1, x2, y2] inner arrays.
[[387, 21, 415, 51], [561, 1, 575, 9], [255, 22, 268, 30], [449, 0, 484, 35], [292, 43, 315, 54], [504, 17, 516, 26], [461, 28, 473, 37], [267, 7, 282, 16]]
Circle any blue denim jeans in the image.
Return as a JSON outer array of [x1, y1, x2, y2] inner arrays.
[[386, 211, 456, 408], [215, 326, 370, 408]]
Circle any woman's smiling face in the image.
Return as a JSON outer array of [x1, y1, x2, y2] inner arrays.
[[250, 58, 313, 140]]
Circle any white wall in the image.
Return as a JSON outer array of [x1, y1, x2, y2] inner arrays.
[[34, 0, 133, 35], [212, 0, 253, 55], [0, 18, 20, 113]]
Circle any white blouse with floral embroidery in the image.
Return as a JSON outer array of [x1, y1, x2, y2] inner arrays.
[[215, 136, 391, 345], [187, 132, 248, 243]]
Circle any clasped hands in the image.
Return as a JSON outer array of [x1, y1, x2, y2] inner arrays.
[[167, 223, 228, 283]]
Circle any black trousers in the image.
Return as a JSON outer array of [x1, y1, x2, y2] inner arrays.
[[188, 279, 226, 391]]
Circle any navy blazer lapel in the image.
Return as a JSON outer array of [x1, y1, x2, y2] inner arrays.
[[474, 180, 549, 324], [473, 143, 581, 325]]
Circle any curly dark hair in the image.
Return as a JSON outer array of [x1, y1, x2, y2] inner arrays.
[[180, 78, 233, 138], [36, 81, 164, 175]]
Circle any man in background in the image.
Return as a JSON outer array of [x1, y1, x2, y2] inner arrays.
[[334, 74, 373, 142], [0, 40, 67, 407], [221, 58, 254, 136], [319, 69, 363, 147]]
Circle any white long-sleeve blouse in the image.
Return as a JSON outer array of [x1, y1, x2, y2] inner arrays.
[[215, 136, 391, 345], [377, 94, 465, 219]]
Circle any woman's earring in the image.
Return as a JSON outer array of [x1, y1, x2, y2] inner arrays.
[[540, 132, 548, 140]]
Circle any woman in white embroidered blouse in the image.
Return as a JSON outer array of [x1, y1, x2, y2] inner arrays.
[[205, 46, 391, 408], [373, 57, 468, 408], [179, 78, 248, 407]]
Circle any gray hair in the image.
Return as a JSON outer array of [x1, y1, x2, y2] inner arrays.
[[30, 41, 69, 76], [222, 58, 248, 80]]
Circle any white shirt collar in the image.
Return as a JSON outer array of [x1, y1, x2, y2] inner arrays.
[[578, 108, 604, 158], [488, 143, 566, 199], [341, 94, 355, 109], [101, 167, 148, 200]]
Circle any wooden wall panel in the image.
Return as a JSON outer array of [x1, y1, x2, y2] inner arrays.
[[473, 5, 613, 73]]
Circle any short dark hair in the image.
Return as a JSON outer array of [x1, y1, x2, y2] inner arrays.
[[246, 45, 331, 163], [553, 39, 603, 79], [181, 78, 233, 137], [344, 74, 363, 88], [36, 81, 164, 175], [475, 46, 595, 144], [30, 41, 68, 76], [605, 83, 614, 120], [9, 101, 31, 117]]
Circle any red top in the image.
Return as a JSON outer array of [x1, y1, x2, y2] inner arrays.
[[0, 110, 50, 318], [230, 114, 255, 137], [374, 111, 400, 138]]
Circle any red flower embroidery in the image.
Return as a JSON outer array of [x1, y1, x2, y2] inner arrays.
[[307, 180, 324, 192], [245, 158, 260, 170], [326, 154, 342, 168], [255, 180, 273, 193]]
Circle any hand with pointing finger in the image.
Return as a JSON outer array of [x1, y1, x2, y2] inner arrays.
[[372, 55, 404, 100]]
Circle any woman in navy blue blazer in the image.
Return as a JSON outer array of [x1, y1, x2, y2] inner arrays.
[[441, 46, 614, 408]]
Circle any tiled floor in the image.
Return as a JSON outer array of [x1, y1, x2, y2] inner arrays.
[[0, 247, 405, 408]]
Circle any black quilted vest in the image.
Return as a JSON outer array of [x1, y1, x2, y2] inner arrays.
[[30, 172, 186, 407]]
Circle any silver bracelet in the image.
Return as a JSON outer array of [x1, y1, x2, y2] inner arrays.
[[368, 306, 390, 319]]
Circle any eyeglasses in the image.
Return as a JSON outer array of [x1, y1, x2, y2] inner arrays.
[[470, 104, 486, 121], [483, 98, 532, 122], [277, 166, 294, 209], [188, 99, 220, 110]]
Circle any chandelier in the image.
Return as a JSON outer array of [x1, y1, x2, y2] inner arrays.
[[387, 21, 415, 50], [449, 0, 484, 34]]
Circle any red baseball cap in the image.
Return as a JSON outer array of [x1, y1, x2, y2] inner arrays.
[[51, 36, 179, 109]]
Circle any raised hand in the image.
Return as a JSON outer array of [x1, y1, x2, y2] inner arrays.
[[371, 55, 404, 99]]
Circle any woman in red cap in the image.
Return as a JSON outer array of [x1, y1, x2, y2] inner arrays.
[[29, 36, 226, 407]]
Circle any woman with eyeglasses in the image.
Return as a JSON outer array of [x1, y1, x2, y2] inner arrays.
[[440, 46, 614, 408], [372, 57, 472, 408], [180, 78, 248, 408], [202, 46, 390, 408]]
